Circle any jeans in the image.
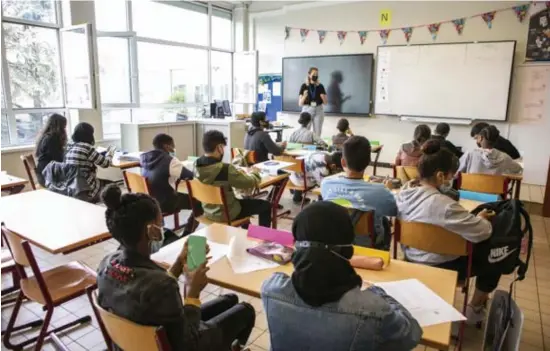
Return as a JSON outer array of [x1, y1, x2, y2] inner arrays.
[[235, 198, 272, 228], [200, 294, 256, 349]]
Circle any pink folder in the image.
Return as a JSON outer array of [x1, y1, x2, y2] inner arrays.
[[247, 224, 294, 247]]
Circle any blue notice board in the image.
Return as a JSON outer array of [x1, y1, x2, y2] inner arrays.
[[257, 74, 282, 121]]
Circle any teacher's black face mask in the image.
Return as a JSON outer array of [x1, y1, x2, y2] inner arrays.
[[311, 75, 318, 82]]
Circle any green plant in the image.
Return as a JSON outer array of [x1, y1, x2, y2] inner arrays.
[[167, 90, 186, 104]]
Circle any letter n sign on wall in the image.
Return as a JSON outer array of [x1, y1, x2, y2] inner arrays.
[[380, 9, 392, 27]]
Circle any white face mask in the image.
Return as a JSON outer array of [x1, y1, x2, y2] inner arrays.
[[147, 224, 164, 254], [169, 148, 176, 157]]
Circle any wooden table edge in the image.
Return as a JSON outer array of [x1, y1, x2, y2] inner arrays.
[[1, 179, 29, 190]]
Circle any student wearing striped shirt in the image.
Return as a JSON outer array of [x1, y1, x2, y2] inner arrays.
[[64, 122, 113, 202]]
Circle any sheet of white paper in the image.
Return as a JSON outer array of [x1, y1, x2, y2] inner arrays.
[[152, 239, 228, 268], [375, 279, 465, 327], [272, 82, 281, 96], [227, 236, 279, 274]]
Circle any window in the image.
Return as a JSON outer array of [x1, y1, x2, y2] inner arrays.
[[61, 25, 94, 108], [14, 112, 52, 145], [3, 23, 63, 108], [1, 114, 10, 146], [94, 0, 127, 32], [1, 0, 57, 23], [132, 1, 207, 46], [211, 51, 232, 101], [102, 109, 131, 139], [97, 37, 132, 104], [212, 9, 232, 50], [137, 42, 208, 104]]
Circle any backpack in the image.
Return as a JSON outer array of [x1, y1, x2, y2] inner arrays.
[[470, 199, 532, 281]]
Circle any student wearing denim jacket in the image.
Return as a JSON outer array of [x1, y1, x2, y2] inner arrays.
[[261, 201, 422, 351]]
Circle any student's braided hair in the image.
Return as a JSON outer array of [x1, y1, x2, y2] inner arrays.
[[101, 184, 160, 249]]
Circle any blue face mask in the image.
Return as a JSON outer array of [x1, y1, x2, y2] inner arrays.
[[169, 148, 176, 157], [148, 224, 165, 254]]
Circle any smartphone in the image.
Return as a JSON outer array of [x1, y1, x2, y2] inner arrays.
[[187, 236, 207, 271]]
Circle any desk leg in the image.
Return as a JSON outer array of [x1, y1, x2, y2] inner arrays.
[[514, 180, 521, 201], [269, 178, 289, 229]]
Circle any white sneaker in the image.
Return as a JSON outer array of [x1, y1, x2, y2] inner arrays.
[[465, 304, 486, 325]]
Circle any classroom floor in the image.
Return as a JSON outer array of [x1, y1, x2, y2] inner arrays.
[[1, 185, 549, 351]]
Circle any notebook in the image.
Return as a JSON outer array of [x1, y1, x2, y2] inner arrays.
[[247, 242, 294, 264]]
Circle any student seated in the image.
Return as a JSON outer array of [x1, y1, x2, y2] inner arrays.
[[288, 112, 327, 146], [289, 151, 342, 204], [140, 133, 198, 234], [331, 118, 353, 149], [34, 113, 68, 187], [431, 122, 463, 158], [245, 111, 286, 162], [395, 124, 431, 167], [321, 136, 397, 248], [470, 122, 520, 160], [196, 130, 273, 227], [261, 201, 422, 351], [97, 185, 255, 351], [64, 122, 113, 202], [396, 140, 501, 323], [459, 125, 522, 175]]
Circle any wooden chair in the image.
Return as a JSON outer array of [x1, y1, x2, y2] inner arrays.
[[393, 220, 473, 351], [20, 154, 40, 190], [1, 225, 97, 350], [457, 173, 510, 199], [185, 179, 251, 227], [122, 170, 181, 230], [231, 148, 257, 166], [1, 247, 20, 304], [274, 155, 316, 210], [393, 165, 419, 183], [349, 209, 377, 248], [371, 145, 384, 176], [87, 288, 171, 351]]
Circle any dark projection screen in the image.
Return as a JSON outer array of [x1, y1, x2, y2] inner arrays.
[[282, 54, 374, 115]]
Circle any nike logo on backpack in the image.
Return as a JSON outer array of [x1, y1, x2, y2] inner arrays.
[[488, 247, 517, 263]]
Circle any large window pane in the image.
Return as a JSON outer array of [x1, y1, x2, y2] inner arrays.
[[1, 0, 57, 24], [95, 0, 127, 32], [15, 112, 51, 145], [138, 42, 208, 104], [61, 26, 94, 108], [102, 109, 131, 138], [211, 51, 232, 101], [97, 37, 131, 103], [1, 114, 10, 146], [132, 1, 207, 45], [3, 23, 63, 108], [212, 10, 232, 50]]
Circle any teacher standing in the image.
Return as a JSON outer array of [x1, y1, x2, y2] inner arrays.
[[299, 67, 327, 137]]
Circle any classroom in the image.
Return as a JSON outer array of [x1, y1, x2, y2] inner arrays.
[[1, 1, 550, 350]]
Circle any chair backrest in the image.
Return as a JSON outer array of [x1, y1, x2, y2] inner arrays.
[[482, 289, 523, 351], [231, 148, 257, 165], [88, 290, 170, 351], [459, 173, 509, 196], [394, 220, 469, 257], [186, 179, 234, 224], [349, 209, 376, 248], [20, 154, 38, 190], [1, 225, 31, 267], [394, 166, 419, 183], [123, 171, 151, 195]]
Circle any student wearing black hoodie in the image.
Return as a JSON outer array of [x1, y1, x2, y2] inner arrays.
[[244, 112, 286, 162], [431, 123, 463, 158], [470, 122, 520, 160], [140, 134, 198, 234]]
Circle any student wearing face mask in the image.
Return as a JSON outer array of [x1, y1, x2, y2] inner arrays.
[[299, 67, 328, 137], [261, 201, 422, 351], [97, 184, 256, 351], [140, 133, 199, 234], [396, 140, 501, 324], [245, 111, 286, 163]]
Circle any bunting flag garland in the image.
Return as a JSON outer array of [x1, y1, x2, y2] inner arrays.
[[337, 31, 347, 45], [300, 28, 309, 42], [402, 27, 413, 43], [513, 4, 529, 23], [427, 23, 440, 40], [284, 26, 290, 40], [317, 30, 327, 44], [482, 11, 496, 29], [379, 29, 391, 44], [452, 18, 465, 35], [358, 31, 368, 45]]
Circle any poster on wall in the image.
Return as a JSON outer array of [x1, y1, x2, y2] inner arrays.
[[526, 3, 550, 61]]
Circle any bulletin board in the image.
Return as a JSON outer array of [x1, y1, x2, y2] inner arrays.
[[257, 74, 282, 121]]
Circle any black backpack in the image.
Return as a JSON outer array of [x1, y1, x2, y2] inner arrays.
[[470, 199, 532, 282]]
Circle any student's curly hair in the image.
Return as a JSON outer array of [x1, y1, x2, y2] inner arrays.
[[101, 184, 160, 249]]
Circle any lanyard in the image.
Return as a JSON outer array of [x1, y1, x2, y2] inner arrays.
[[308, 85, 317, 99]]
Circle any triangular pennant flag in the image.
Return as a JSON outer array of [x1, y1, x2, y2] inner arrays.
[[402, 27, 413, 43], [284, 26, 290, 40], [452, 18, 465, 35], [427, 23, 440, 40], [337, 31, 347, 45], [481, 11, 496, 29], [317, 30, 327, 44], [379, 29, 391, 44], [513, 4, 529, 23], [358, 31, 368, 45], [300, 28, 309, 42]]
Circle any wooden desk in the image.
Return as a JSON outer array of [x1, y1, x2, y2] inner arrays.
[[283, 149, 315, 157], [111, 159, 141, 170], [0, 173, 28, 194], [0, 190, 110, 254], [155, 223, 457, 350]]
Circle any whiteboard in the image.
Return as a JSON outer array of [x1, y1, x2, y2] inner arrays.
[[374, 41, 516, 121], [233, 51, 258, 104]]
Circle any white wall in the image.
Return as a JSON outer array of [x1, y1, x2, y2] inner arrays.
[[252, 1, 550, 185]]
